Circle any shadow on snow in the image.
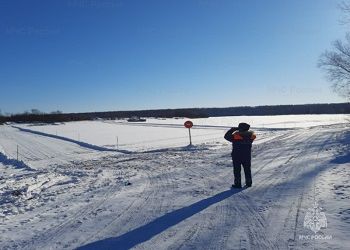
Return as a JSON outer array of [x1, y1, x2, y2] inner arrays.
[[12, 126, 133, 154], [78, 188, 244, 250], [0, 151, 33, 171], [330, 129, 350, 164]]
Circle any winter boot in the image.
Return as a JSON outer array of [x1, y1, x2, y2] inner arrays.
[[231, 184, 242, 188]]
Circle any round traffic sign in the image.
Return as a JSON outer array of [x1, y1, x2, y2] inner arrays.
[[184, 120, 193, 128]]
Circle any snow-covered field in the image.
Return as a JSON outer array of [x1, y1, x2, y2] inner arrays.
[[10, 114, 349, 153], [0, 114, 349, 249]]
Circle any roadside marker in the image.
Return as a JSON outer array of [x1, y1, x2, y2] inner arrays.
[[184, 120, 193, 145]]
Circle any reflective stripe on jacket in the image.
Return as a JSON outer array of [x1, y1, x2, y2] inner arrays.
[[224, 128, 256, 162]]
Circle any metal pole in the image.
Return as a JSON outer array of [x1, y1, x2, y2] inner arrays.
[[188, 128, 192, 145], [116, 136, 119, 149]]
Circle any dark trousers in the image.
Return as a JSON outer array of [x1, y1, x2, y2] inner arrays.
[[233, 159, 252, 186]]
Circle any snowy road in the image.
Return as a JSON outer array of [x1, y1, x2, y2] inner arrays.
[[0, 122, 349, 249]]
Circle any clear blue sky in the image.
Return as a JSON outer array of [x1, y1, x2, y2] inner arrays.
[[0, 0, 346, 114]]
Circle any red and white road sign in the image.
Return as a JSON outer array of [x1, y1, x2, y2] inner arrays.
[[184, 120, 193, 129]]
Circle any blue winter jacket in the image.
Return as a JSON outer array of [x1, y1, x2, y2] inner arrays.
[[224, 128, 256, 162]]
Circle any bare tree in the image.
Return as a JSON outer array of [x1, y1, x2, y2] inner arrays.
[[339, 1, 350, 24], [319, 35, 350, 99], [319, 2, 350, 100]]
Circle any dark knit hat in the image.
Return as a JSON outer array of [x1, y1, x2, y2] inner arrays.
[[238, 122, 250, 131]]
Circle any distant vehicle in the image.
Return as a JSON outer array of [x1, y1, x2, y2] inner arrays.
[[127, 116, 146, 122]]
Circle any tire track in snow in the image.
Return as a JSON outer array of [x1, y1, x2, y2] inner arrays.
[[19, 155, 137, 249], [168, 148, 228, 249], [238, 129, 333, 249], [78, 168, 153, 246], [157, 147, 242, 249], [79, 152, 181, 247], [129, 149, 219, 250], [283, 131, 336, 249]]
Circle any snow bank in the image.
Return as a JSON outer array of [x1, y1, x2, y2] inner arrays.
[[0, 149, 32, 170]]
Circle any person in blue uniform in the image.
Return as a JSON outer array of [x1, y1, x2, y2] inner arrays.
[[224, 122, 256, 188]]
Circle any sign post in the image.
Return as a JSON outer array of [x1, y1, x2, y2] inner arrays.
[[184, 120, 193, 145]]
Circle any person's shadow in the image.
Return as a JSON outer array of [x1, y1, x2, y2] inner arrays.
[[78, 188, 245, 250]]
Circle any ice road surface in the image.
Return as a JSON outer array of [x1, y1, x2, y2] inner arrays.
[[0, 114, 349, 249]]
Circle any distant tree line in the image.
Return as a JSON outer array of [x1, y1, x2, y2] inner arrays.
[[0, 103, 349, 124], [200, 103, 350, 117]]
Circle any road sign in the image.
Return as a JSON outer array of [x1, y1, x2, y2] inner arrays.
[[184, 120, 193, 145], [184, 120, 193, 129]]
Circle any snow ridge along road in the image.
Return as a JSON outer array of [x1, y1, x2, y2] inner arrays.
[[0, 118, 349, 250]]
